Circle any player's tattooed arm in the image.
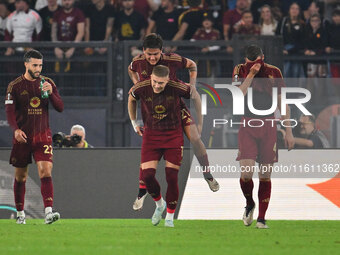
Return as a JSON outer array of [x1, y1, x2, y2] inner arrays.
[[186, 58, 197, 89], [278, 95, 295, 150]]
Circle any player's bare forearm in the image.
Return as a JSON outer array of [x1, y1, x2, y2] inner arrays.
[[128, 68, 139, 84], [128, 94, 137, 121], [186, 58, 197, 87], [239, 73, 255, 95], [294, 137, 313, 148], [75, 22, 85, 42], [172, 23, 188, 41]]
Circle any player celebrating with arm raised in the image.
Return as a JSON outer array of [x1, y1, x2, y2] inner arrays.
[[5, 49, 64, 224], [233, 45, 295, 229], [129, 33, 219, 211], [129, 65, 195, 228]]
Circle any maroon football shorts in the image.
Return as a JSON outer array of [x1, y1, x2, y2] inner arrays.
[[10, 142, 53, 168], [181, 103, 195, 127], [141, 128, 184, 166], [236, 117, 278, 164]]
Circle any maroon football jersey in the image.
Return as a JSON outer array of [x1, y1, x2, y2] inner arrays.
[[131, 79, 190, 130], [5, 75, 64, 144], [192, 28, 221, 40], [232, 62, 285, 117], [53, 8, 85, 41], [129, 53, 187, 81]]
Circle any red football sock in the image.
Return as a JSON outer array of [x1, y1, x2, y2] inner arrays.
[[139, 167, 146, 189], [258, 180, 271, 220], [240, 178, 255, 207], [142, 168, 160, 199], [14, 179, 26, 211], [165, 167, 179, 211], [41, 177, 54, 208], [197, 154, 213, 179]]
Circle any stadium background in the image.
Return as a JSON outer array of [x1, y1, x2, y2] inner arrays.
[[0, 0, 339, 221]]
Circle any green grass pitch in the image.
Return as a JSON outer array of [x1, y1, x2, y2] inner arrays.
[[1, 219, 339, 255]]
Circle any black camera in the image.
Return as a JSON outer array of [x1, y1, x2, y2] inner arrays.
[[52, 132, 82, 148]]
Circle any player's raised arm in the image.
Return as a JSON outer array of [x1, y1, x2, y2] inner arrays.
[[46, 78, 64, 112], [185, 58, 197, 88]]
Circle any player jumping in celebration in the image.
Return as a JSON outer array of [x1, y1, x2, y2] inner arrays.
[[5, 50, 64, 224], [129, 33, 219, 211], [129, 65, 196, 227], [233, 45, 294, 228]]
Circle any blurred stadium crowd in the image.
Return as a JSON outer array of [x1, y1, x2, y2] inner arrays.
[[0, 0, 339, 77]]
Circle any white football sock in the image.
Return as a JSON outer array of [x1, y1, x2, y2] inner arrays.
[[17, 210, 25, 217], [155, 198, 163, 208], [166, 212, 174, 221], [45, 207, 52, 215]]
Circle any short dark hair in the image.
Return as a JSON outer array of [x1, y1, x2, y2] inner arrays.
[[152, 65, 169, 77], [332, 9, 340, 17], [24, 49, 43, 62], [242, 10, 252, 17], [300, 114, 316, 124], [188, 0, 201, 7], [143, 33, 163, 50], [245, 45, 263, 61]]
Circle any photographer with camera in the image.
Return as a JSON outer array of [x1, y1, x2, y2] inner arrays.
[[53, 124, 93, 148], [286, 115, 330, 149]]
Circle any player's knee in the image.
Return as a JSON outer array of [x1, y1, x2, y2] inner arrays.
[[142, 168, 156, 183], [165, 167, 178, 185], [15, 175, 27, 182], [259, 177, 271, 182], [240, 176, 252, 182]]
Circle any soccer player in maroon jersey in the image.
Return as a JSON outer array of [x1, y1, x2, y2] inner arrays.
[[5, 50, 64, 224], [233, 45, 295, 228], [128, 65, 194, 227], [128, 33, 219, 211]]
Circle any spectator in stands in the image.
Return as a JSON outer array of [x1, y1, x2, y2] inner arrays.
[[0, 0, 10, 41], [250, 0, 272, 24], [202, 0, 228, 33], [134, 0, 159, 20], [281, 0, 310, 18], [259, 4, 277, 35], [84, 0, 115, 55], [68, 124, 93, 148], [35, 0, 61, 10], [326, 9, 340, 79], [276, 2, 305, 77], [227, 0, 237, 10], [304, 13, 327, 78], [191, 13, 221, 77], [51, 0, 85, 72], [39, 0, 61, 41], [146, 0, 182, 41], [172, 0, 205, 41], [222, 0, 249, 52], [114, 0, 147, 41], [233, 10, 260, 35], [5, 0, 42, 56], [293, 115, 330, 149]]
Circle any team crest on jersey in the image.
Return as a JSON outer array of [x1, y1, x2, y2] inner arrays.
[[154, 105, 166, 114], [20, 90, 29, 96], [141, 70, 147, 76], [30, 97, 41, 108]]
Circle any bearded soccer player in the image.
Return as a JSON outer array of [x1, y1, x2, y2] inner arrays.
[[5, 50, 64, 224], [129, 33, 219, 211], [128, 65, 194, 227], [233, 45, 295, 229]]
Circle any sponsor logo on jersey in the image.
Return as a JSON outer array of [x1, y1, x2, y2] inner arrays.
[[30, 97, 40, 108]]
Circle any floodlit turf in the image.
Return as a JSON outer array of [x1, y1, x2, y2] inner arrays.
[[1, 219, 339, 255]]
